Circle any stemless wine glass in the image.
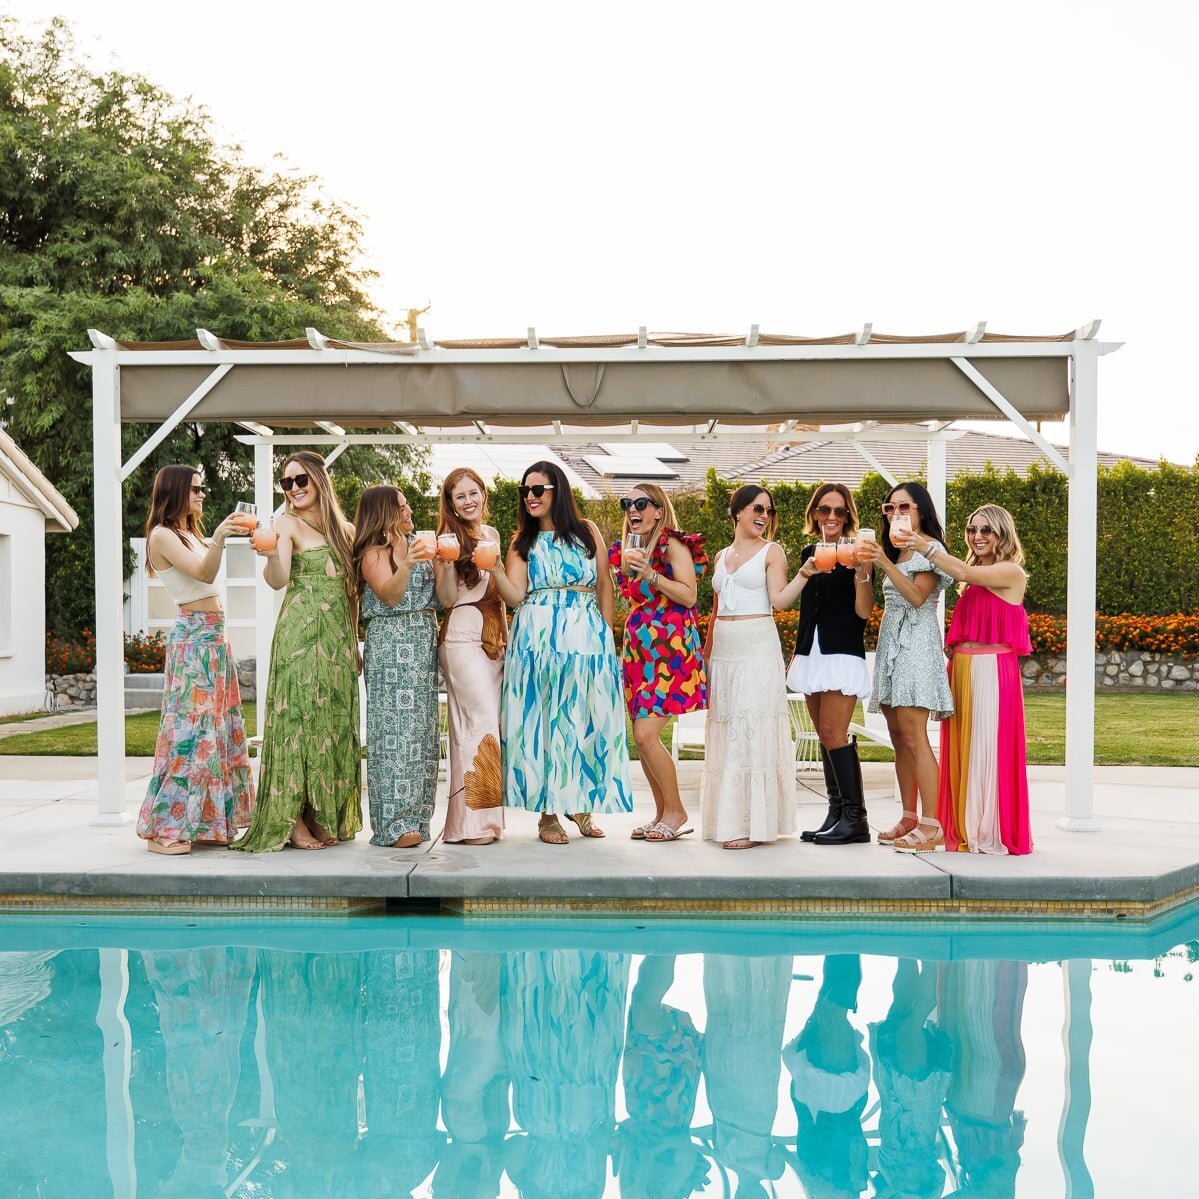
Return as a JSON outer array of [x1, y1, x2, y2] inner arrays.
[[856, 527, 876, 565], [837, 537, 856, 567], [412, 530, 437, 558], [891, 513, 912, 546], [251, 520, 278, 554], [437, 532, 460, 562], [473, 539, 500, 570], [814, 542, 837, 572], [233, 501, 257, 534]]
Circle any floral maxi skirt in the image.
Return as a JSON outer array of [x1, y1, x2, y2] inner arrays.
[[137, 611, 255, 844]]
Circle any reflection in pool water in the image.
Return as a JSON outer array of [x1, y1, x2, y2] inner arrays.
[[0, 913, 1194, 1198]]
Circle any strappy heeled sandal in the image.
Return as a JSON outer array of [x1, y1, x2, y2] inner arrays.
[[538, 816, 569, 845], [877, 810, 919, 845], [892, 818, 944, 854], [566, 813, 606, 838]]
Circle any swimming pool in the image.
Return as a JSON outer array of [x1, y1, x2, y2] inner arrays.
[[0, 907, 1194, 1197]]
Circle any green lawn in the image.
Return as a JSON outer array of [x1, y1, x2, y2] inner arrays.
[[0, 710, 54, 726], [1, 694, 1195, 767]]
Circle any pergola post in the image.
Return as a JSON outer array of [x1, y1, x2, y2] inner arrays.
[[253, 442, 275, 721], [1062, 344, 1100, 830], [927, 433, 948, 629], [89, 334, 131, 824]]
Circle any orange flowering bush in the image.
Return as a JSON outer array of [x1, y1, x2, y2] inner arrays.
[[46, 629, 169, 674], [1027, 613, 1199, 656], [124, 631, 168, 673]]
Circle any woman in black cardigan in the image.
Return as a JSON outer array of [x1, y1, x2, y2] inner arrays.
[[788, 483, 876, 844]]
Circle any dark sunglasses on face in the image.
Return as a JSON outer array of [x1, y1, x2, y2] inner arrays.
[[279, 473, 310, 492], [965, 524, 996, 536], [518, 483, 554, 499], [815, 504, 848, 519], [749, 503, 776, 518], [620, 497, 659, 512], [881, 501, 915, 515], [190, 486, 206, 496]]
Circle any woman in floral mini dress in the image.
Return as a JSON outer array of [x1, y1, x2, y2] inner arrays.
[[609, 482, 708, 841]]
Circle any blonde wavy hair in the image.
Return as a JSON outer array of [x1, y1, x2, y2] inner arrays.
[[620, 481, 679, 543], [281, 450, 356, 603], [963, 504, 1025, 568]]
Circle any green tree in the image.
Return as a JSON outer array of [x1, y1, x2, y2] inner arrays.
[[0, 17, 422, 635]]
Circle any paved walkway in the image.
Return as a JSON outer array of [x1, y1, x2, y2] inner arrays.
[[0, 756, 1195, 917]]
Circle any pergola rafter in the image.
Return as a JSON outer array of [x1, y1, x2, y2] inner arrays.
[[71, 324, 1118, 830]]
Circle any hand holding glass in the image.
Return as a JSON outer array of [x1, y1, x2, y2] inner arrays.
[[855, 528, 876, 564], [472, 540, 500, 570], [411, 530, 437, 559], [814, 542, 837, 572], [251, 521, 278, 554], [836, 537, 856, 567], [890, 514, 912, 546], [232, 501, 257, 534], [436, 533, 460, 562]]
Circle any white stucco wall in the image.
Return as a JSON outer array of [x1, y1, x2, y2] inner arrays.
[[0, 474, 48, 715]]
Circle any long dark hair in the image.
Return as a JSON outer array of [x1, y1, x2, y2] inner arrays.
[[282, 450, 357, 605], [511, 460, 596, 561], [438, 466, 489, 588], [352, 486, 405, 597], [144, 464, 204, 574], [881, 480, 946, 563]]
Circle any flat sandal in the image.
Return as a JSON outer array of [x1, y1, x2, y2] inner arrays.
[[892, 818, 944, 854], [877, 810, 919, 845]]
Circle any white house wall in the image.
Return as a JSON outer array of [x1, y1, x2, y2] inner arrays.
[[0, 476, 49, 715]]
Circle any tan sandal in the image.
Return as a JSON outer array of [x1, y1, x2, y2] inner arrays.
[[877, 810, 919, 845], [538, 816, 569, 845], [147, 839, 191, 856], [722, 838, 762, 850], [566, 813, 605, 838], [645, 822, 693, 843], [892, 818, 944, 854]]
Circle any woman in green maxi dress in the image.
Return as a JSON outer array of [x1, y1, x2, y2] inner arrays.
[[232, 452, 361, 852]]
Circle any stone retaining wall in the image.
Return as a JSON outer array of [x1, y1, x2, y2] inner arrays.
[[1022, 651, 1199, 691], [47, 672, 97, 709]]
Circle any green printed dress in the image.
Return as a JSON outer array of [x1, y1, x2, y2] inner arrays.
[[231, 546, 361, 852]]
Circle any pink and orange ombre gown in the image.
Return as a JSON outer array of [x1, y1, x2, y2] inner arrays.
[[937, 585, 1033, 855]]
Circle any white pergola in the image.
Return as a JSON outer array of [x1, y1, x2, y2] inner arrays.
[[73, 322, 1118, 828]]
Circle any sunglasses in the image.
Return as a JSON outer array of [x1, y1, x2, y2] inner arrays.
[[620, 497, 659, 512], [279, 473, 310, 492], [814, 504, 848, 519], [518, 483, 554, 499], [881, 501, 915, 515], [748, 503, 777, 518], [190, 486, 206, 497], [965, 524, 996, 537]]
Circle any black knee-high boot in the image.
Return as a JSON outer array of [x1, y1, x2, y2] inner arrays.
[[813, 741, 869, 845], [801, 744, 844, 842]]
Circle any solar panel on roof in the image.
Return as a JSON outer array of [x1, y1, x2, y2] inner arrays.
[[597, 442, 689, 462], [581, 455, 679, 479]]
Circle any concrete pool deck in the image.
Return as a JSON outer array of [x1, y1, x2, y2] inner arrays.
[[0, 757, 1196, 919]]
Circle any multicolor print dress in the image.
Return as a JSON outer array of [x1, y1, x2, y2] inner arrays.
[[231, 546, 361, 852], [609, 529, 708, 718], [137, 610, 255, 845], [501, 531, 634, 815]]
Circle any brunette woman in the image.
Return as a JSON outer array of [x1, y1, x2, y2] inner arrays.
[[789, 483, 875, 846], [232, 452, 360, 852], [866, 481, 955, 853], [912, 505, 1033, 855], [487, 461, 633, 844], [437, 467, 507, 845], [136, 465, 254, 854], [701, 485, 807, 849], [609, 482, 707, 842], [354, 486, 457, 847]]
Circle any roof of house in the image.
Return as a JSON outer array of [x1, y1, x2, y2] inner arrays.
[[0, 428, 79, 533]]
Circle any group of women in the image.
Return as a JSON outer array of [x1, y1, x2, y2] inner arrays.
[[135, 456, 1033, 859]]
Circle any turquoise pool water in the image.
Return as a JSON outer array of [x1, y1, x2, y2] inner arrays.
[[0, 908, 1195, 1198]]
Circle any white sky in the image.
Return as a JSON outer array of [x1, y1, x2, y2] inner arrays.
[[7, 0, 1199, 462]]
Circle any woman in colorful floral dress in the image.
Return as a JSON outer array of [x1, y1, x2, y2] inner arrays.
[[488, 461, 634, 844], [232, 451, 360, 852], [609, 482, 707, 842], [137, 464, 254, 854]]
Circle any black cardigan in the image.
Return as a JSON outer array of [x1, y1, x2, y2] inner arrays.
[[793, 543, 867, 659]]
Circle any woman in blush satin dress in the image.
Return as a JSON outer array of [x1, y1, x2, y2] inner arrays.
[[437, 467, 507, 845]]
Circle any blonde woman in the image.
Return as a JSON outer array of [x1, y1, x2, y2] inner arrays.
[[609, 482, 707, 842], [232, 451, 361, 852], [136, 465, 254, 854], [437, 467, 507, 845], [912, 504, 1033, 855], [701, 485, 807, 849]]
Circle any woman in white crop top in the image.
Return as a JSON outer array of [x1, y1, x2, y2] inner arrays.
[[135, 465, 255, 856], [700, 485, 808, 849]]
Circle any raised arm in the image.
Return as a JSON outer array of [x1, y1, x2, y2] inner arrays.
[[150, 516, 239, 585], [870, 542, 939, 608], [912, 536, 1027, 604], [361, 540, 419, 608], [588, 522, 616, 627], [627, 536, 700, 609], [433, 558, 459, 608], [765, 543, 808, 611], [258, 512, 298, 590], [491, 545, 529, 608]]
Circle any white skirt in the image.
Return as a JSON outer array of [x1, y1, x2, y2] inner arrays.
[[700, 618, 796, 843], [787, 633, 872, 700]]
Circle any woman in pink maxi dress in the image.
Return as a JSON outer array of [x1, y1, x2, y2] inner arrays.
[[912, 504, 1033, 855]]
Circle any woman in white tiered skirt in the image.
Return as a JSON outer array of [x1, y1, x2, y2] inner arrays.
[[700, 487, 807, 849]]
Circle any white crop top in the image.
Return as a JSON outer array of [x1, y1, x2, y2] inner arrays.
[[712, 542, 773, 615], [151, 535, 221, 606]]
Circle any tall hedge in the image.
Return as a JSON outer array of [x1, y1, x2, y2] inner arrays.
[[471, 459, 1196, 617]]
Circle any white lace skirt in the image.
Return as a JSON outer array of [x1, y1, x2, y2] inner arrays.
[[786, 633, 872, 700], [700, 618, 796, 843]]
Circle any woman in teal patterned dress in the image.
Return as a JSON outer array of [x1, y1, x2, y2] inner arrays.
[[232, 451, 360, 852], [354, 486, 457, 847], [488, 461, 633, 844]]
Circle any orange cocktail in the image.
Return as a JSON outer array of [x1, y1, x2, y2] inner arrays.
[[836, 538, 856, 567], [472, 540, 500, 570], [814, 542, 837, 572], [890, 514, 912, 547], [437, 533, 461, 562], [412, 530, 437, 559], [855, 527, 876, 564], [251, 525, 278, 553]]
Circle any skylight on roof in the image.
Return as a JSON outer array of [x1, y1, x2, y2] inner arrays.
[[597, 442, 689, 462], [581, 455, 679, 479]]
